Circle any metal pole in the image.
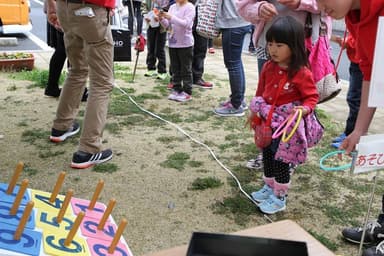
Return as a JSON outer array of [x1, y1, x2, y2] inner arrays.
[[358, 172, 379, 256]]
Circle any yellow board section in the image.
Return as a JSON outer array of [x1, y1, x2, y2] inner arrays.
[[43, 230, 90, 256], [31, 189, 73, 216], [36, 209, 76, 233]]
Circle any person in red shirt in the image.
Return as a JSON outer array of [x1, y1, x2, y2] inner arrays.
[[330, 33, 362, 148], [316, 0, 384, 254], [317, 0, 384, 155], [249, 16, 322, 214]]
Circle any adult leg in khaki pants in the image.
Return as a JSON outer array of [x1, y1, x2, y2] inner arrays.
[[51, 1, 114, 169]]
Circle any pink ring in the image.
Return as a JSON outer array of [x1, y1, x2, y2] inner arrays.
[[271, 110, 300, 139]]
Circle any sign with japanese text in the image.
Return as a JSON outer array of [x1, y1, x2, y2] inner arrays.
[[353, 134, 384, 173]]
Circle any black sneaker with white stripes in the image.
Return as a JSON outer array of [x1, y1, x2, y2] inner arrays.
[[70, 149, 113, 169], [50, 122, 80, 143], [342, 218, 384, 244]]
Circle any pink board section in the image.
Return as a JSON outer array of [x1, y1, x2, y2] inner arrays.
[[80, 216, 116, 241], [87, 237, 132, 256], [71, 197, 106, 220]]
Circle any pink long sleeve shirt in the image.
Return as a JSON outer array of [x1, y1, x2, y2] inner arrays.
[[160, 2, 195, 48], [236, 0, 332, 48]]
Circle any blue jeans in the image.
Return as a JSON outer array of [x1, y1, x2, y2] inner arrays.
[[221, 25, 251, 108], [345, 62, 363, 135]]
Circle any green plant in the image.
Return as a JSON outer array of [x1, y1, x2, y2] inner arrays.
[[92, 163, 118, 173], [105, 122, 122, 134], [308, 230, 339, 251], [161, 152, 190, 171], [21, 129, 50, 144], [9, 69, 65, 88], [39, 150, 66, 159], [188, 160, 203, 168], [7, 85, 17, 91], [190, 177, 223, 190], [0, 52, 33, 59], [23, 165, 39, 176]]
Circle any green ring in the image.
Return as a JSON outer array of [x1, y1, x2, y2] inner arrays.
[[319, 150, 352, 172]]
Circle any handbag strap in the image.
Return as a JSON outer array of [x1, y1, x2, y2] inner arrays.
[[265, 77, 288, 126]]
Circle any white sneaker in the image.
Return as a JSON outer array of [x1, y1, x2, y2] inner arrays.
[[168, 90, 179, 101], [174, 92, 191, 102]]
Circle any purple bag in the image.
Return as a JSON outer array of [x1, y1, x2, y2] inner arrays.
[[304, 111, 324, 148]]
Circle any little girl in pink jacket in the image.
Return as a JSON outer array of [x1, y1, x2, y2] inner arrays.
[[237, 0, 332, 171]]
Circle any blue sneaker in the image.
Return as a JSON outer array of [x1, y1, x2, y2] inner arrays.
[[214, 103, 244, 117], [332, 133, 346, 143], [259, 194, 286, 214], [251, 185, 273, 203], [331, 142, 341, 149]]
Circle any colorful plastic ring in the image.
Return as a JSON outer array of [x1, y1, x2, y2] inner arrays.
[[319, 150, 352, 171], [281, 108, 303, 143]]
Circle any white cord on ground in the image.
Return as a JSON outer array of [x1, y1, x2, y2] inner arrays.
[[115, 83, 260, 208]]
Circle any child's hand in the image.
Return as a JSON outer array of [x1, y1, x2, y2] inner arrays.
[[159, 11, 171, 20], [293, 106, 309, 116], [246, 112, 259, 129], [259, 3, 277, 21], [331, 35, 345, 48]]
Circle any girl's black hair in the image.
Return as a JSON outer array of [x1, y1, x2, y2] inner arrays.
[[266, 16, 308, 79]]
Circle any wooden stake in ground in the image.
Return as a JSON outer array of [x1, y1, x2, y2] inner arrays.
[[49, 171, 66, 203], [6, 162, 24, 194], [14, 201, 34, 240], [88, 179, 104, 210], [56, 189, 74, 223], [64, 211, 85, 247], [108, 218, 127, 254], [9, 179, 29, 215], [97, 198, 116, 230]]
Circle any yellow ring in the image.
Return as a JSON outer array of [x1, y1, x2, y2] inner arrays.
[[282, 108, 303, 143]]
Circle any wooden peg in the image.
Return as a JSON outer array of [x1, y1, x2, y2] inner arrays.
[[88, 179, 104, 210], [6, 162, 24, 194], [56, 189, 74, 223], [49, 171, 66, 203], [64, 211, 85, 247], [14, 201, 34, 240], [108, 218, 127, 254], [97, 198, 116, 230], [9, 179, 29, 215]]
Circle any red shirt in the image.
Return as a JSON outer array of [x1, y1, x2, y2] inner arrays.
[[345, 34, 359, 64], [346, 0, 384, 81], [86, 0, 115, 8], [256, 61, 318, 111]]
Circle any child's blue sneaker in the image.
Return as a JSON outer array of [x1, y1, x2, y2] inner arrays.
[[332, 133, 346, 143], [251, 185, 273, 203], [259, 194, 286, 214], [331, 142, 341, 149]]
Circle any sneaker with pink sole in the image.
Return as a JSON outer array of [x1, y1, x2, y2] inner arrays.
[[174, 91, 192, 102]]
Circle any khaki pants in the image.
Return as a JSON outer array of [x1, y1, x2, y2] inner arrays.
[[54, 1, 114, 153]]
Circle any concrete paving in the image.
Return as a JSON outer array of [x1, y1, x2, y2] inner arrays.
[[30, 46, 383, 135]]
